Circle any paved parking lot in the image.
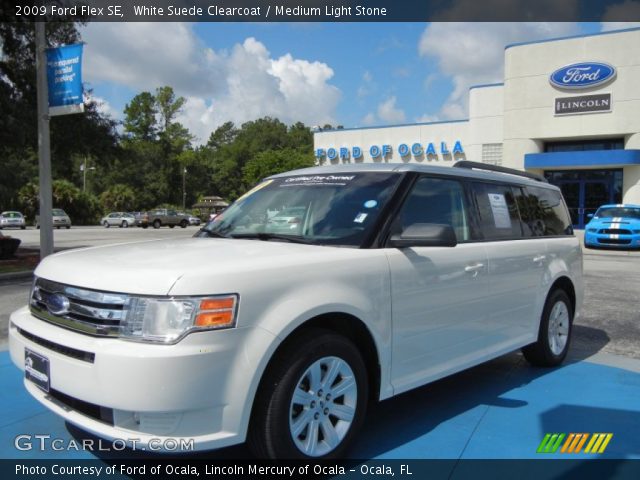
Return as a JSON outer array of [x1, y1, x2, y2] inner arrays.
[[0, 232, 638, 461]]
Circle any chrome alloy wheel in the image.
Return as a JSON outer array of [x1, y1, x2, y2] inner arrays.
[[548, 301, 570, 355], [289, 356, 358, 457]]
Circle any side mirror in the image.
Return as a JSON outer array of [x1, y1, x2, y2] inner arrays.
[[587, 213, 594, 219], [388, 223, 458, 248]]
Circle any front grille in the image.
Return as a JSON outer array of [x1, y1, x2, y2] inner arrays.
[[598, 238, 631, 245], [46, 389, 114, 425], [17, 327, 95, 363], [30, 278, 128, 338], [598, 229, 631, 235]]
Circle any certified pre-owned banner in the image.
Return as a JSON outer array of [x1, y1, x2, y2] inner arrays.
[[46, 43, 84, 116]]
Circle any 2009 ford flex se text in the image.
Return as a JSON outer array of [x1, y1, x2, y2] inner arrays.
[[9, 162, 582, 459]]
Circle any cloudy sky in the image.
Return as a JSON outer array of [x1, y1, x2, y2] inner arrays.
[[81, 21, 640, 144]]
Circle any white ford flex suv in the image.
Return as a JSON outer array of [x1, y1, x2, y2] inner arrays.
[[9, 161, 582, 459]]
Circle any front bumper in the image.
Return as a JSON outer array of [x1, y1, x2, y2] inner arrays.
[[9, 306, 275, 451], [584, 231, 640, 248]]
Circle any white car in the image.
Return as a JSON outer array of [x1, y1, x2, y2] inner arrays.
[[0, 211, 26, 230], [9, 162, 582, 459], [101, 212, 136, 228]]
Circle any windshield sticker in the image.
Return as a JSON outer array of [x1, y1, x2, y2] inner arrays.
[[364, 200, 378, 209], [281, 175, 356, 187], [236, 179, 274, 202], [488, 193, 512, 229], [354, 213, 368, 223]]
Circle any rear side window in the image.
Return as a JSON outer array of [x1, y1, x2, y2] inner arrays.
[[394, 176, 472, 242], [472, 182, 523, 240], [521, 186, 573, 236]]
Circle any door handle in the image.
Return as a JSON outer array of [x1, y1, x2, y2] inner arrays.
[[465, 263, 484, 276], [533, 255, 546, 263]]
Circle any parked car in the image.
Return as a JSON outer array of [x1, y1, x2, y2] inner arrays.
[[0, 211, 26, 230], [584, 204, 640, 249], [9, 162, 582, 459], [146, 208, 190, 229], [35, 208, 71, 229], [101, 212, 136, 228], [265, 206, 306, 233], [178, 212, 201, 226], [128, 212, 149, 228]]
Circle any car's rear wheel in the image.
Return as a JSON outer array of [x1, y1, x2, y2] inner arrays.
[[121, 221, 129, 228], [153, 220, 161, 229], [249, 329, 368, 459], [522, 289, 573, 367]]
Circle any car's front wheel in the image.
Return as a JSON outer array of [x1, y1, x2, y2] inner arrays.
[[249, 329, 368, 459], [103, 221, 109, 228], [523, 289, 573, 367]]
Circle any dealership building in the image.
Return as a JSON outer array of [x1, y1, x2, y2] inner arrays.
[[313, 27, 640, 228]]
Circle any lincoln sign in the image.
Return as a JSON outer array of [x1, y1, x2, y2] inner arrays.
[[555, 93, 611, 116]]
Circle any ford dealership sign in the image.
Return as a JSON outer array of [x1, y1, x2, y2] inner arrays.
[[550, 62, 616, 90]]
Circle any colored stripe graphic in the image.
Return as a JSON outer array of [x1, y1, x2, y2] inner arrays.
[[585, 433, 613, 453], [539, 433, 613, 454], [537, 433, 566, 453]]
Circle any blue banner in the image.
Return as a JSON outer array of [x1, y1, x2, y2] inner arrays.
[[46, 43, 84, 116]]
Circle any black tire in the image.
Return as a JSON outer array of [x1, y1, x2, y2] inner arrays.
[[56, 226, 60, 229], [522, 289, 573, 367], [180, 220, 188, 228], [20, 226, 25, 230], [248, 329, 368, 459], [153, 220, 161, 229], [169, 224, 175, 228], [142, 225, 148, 229], [103, 221, 110, 228], [123, 221, 129, 228], [66, 226, 70, 229]]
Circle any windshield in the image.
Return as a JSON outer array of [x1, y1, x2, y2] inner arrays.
[[52, 209, 66, 216], [2, 212, 22, 218], [595, 207, 640, 220], [201, 172, 401, 246]]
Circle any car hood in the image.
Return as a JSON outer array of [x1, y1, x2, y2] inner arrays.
[[587, 217, 640, 226], [35, 238, 354, 295]]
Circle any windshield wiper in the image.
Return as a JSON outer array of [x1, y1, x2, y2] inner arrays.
[[230, 233, 313, 244]]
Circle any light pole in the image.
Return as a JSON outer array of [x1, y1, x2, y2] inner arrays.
[[80, 157, 95, 192], [182, 167, 187, 210]]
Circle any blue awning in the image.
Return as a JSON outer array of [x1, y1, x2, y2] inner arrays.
[[524, 149, 640, 169]]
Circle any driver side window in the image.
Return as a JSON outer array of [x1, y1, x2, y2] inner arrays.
[[394, 176, 471, 242]]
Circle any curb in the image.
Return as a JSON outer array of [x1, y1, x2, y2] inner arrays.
[[0, 270, 33, 282]]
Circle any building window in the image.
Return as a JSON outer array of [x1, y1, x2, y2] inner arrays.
[[482, 143, 503, 166], [544, 138, 624, 152]]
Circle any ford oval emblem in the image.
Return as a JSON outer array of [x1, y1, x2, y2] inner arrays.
[[45, 293, 70, 315], [549, 62, 616, 90]]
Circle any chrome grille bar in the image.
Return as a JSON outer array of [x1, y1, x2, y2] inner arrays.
[[30, 277, 129, 337]]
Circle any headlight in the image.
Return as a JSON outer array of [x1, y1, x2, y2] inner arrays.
[[120, 294, 238, 343]]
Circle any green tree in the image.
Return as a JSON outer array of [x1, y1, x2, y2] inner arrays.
[[123, 91, 157, 141], [242, 148, 315, 187], [18, 180, 100, 224], [0, 22, 118, 209], [207, 121, 238, 150], [155, 86, 186, 133], [100, 184, 136, 212]]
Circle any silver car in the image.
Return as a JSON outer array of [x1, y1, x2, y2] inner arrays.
[[0, 211, 26, 230], [35, 208, 71, 229], [101, 212, 136, 228]]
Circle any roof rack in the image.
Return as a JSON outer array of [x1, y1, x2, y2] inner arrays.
[[453, 160, 548, 183]]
